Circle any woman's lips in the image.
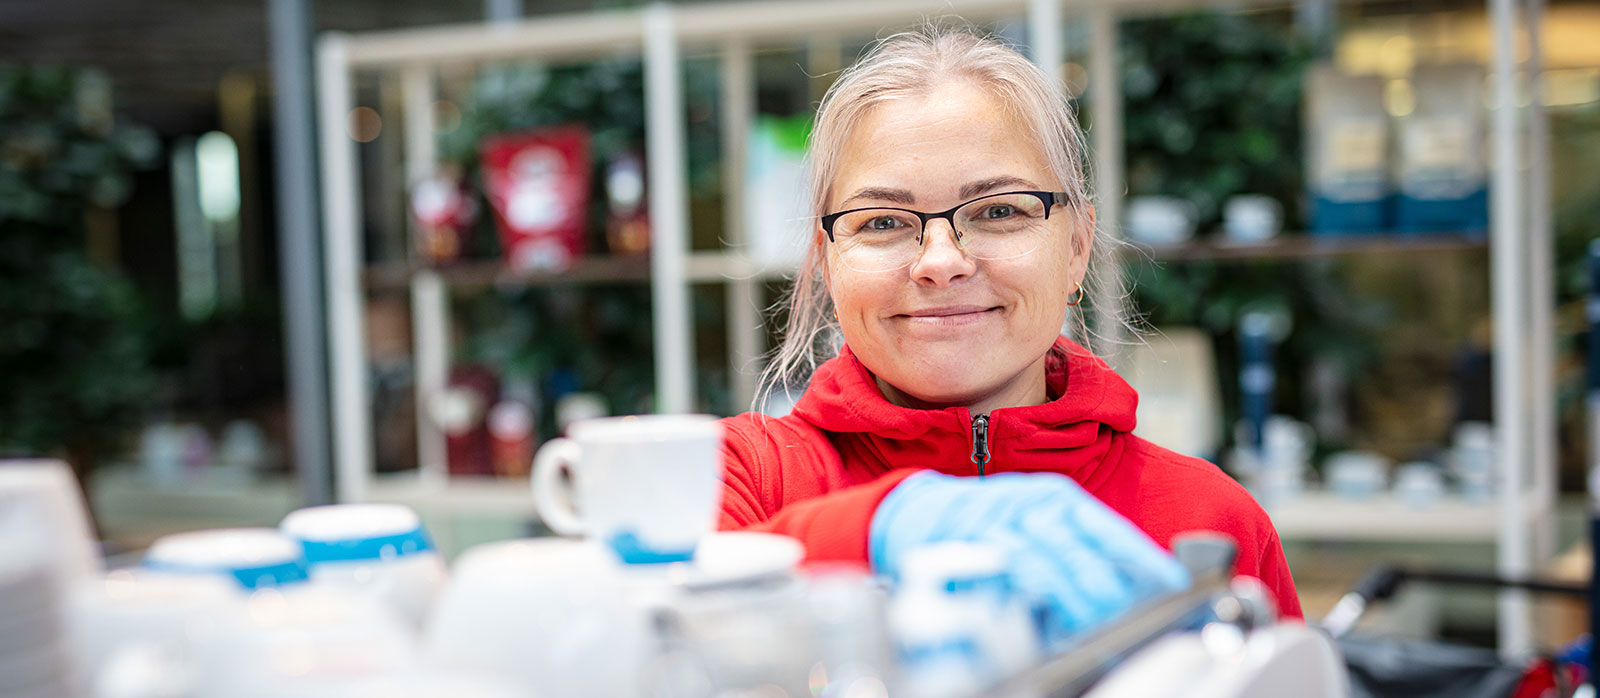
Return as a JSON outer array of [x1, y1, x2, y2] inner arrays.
[[894, 305, 1000, 327]]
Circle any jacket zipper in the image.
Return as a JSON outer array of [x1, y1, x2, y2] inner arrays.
[[970, 414, 992, 476]]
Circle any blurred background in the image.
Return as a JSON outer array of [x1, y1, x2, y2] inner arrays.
[[2, 0, 1597, 655]]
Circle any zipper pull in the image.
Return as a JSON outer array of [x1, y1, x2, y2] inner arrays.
[[970, 414, 991, 476]]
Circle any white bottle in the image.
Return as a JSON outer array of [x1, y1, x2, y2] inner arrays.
[[891, 542, 1042, 697]]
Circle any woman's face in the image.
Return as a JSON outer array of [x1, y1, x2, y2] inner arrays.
[[824, 80, 1093, 410]]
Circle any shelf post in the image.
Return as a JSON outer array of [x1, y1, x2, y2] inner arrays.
[[720, 39, 763, 413], [1087, 6, 1128, 357], [316, 33, 374, 503], [402, 65, 451, 488], [1488, 0, 1532, 661], [1524, 0, 1557, 567], [644, 2, 696, 414], [1027, 0, 1063, 84]]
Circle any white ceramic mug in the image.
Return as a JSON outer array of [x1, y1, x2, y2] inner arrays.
[[532, 414, 723, 564]]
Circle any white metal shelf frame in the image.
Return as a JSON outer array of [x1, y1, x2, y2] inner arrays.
[[315, 0, 1555, 657]]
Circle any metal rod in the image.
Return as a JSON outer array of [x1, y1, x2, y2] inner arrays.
[[720, 39, 763, 412], [1524, 0, 1556, 566], [644, 2, 696, 414], [1087, 7, 1127, 356], [988, 569, 1232, 697], [1487, 0, 1532, 661], [401, 65, 450, 487], [316, 32, 374, 502], [267, 0, 332, 507], [1027, 0, 1062, 82]]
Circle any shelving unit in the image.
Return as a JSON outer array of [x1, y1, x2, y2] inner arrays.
[[316, 0, 1556, 657], [1127, 233, 1488, 263]]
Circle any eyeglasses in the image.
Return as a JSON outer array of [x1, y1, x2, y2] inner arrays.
[[820, 190, 1072, 273]]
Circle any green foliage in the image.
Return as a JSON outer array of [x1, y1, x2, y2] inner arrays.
[[1120, 11, 1311, 225], [0, 64, 159, 460]]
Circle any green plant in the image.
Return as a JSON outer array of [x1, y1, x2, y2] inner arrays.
[[1120, 11, 1311, 225], [0, 64, 159, 465]]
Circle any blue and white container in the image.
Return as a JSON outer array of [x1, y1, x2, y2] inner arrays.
[[1393, 64, 1488, 234], [891, 542, 1040, 698], [1306, 65, 1390, 235], [143, 527, 309, 590], [280, 503, 445, 627]]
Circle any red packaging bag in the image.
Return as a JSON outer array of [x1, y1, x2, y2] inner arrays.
[[479, 126, 591, 272]]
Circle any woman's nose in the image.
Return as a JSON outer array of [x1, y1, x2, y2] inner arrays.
[[909, 219, 977, 285]]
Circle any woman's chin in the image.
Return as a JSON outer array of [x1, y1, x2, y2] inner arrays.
[[880, 372, 997, 409]]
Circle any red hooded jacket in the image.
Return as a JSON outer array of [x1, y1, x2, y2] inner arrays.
[[717, 337, 1302, 619]]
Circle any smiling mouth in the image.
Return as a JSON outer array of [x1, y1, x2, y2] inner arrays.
[[895, 306, 1001, 325]]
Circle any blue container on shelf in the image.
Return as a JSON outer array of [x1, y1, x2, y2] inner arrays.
[[1393, 65, 1490, 236], [1305, 65, 1391, 236]]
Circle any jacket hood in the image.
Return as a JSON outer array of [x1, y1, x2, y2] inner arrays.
[[789, 336, 1140, 486]]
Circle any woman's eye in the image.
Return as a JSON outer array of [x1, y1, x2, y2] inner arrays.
[[983, 205, 1016, 219], [867, 216, 905, 230]]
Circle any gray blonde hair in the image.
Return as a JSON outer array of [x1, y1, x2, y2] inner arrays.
[[755, 25, 1131, 410]]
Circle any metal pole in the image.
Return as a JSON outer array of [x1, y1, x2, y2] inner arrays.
[[644, 3, 695, 414], [1488, 0, 1532, 661], [1588, 240, 1600, 690], [317, 33, 374, 502], [1027, 0, 1062, 83], [267, 0, 332, 506], [1087, 7, 1127, 357], [402, 66, 450, 487], [1523, 0, 1556, 567], [720, 40, 763, 412]]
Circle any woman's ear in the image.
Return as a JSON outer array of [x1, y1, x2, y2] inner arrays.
[[1069, 204, 1097, 286]]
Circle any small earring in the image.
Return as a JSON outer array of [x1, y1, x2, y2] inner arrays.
[[833, 308, 839, 322], [1066, 284, 1085, 306]]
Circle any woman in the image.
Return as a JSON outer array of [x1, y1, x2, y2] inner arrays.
[[717, 27, 1300, 640]]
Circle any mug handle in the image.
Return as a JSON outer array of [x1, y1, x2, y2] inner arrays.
[[531, 437, 586, 536]]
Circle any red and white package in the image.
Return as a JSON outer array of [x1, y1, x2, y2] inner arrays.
[[479, 126, 591, 272]]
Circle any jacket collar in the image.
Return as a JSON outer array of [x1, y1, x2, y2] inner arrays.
[[790, 336, 1139, 482]]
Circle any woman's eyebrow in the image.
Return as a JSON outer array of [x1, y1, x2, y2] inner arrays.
[[958, 176, 1038, 200], [840, 186, 916, 207]]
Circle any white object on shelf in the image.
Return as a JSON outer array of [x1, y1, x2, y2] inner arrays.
[[1125, 195, 1198, 246], [1265, 489, 1527, 544], [744, 116, 813, 268], [1124, 328, 1221, 460]]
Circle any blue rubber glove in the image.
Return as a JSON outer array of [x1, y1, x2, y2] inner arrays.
[[869, 471, 1191, 644]]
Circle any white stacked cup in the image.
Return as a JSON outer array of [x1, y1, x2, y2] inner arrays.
[[190, 585, 416, 698], [279, 503, 445, 627], [142, 528, 309, 590], [423, 538, 649, 698], [64, 570, 246, 698], [0, 459, 105, 698]]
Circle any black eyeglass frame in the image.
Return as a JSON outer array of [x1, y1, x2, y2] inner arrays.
[[820, 190, 1074, 244]]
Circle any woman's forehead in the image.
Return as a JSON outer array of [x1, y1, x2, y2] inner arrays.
[[830, 88, 1051, 207]]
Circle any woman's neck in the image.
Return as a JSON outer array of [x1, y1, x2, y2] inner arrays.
[[875, 354, 1050, 417]]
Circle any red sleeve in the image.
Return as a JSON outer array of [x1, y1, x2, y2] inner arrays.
[[1256, 528, 1304, 620], [716, 417, 919, 565], [720, 470, 917, 565]]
